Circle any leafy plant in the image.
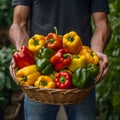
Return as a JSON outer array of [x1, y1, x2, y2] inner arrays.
[[96, 0, 120, 119], [0, 0, 13, 27], [0, 46, 17, 110]]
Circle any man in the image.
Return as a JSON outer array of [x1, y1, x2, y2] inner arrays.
[[9, 0, 111, 120]]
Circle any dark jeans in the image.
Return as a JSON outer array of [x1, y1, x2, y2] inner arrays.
[[24, 89, 96, 120]]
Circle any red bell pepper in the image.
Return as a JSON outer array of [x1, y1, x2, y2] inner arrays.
[[50, 49, 72, 70], [13, 46, 35, 69], [55, 71, 73, 89], [45, 27, 62, 51]]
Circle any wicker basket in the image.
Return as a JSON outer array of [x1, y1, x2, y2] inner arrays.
[[10, 60, 103, 105]]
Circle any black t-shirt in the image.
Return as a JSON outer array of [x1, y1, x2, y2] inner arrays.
[[12, 0, 109, 45]]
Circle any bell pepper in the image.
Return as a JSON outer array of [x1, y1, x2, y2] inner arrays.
[[13, 46, 35, 69], [67, 54, 86, 72], [72, 67, 94, 88], [38, 46, 56, 58], [87, 63, 99, 78], [61, 69, 72, 75], [36, 58, 53, 75], [50, 49, 72, 71], [16, 65, 41, 86], [55, 71, 73, 89], [79, 48, 99, 65], [63, 31, 83, 54], [49, 71, 58, 81], [28, 34, 45, 55], [82, 45, 91, 50], [34, 75, 55, 88], [45, 27, 62, 51]]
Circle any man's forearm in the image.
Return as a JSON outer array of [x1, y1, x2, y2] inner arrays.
[[91, 23, 111, 53], [9, 23, 29, 50], [91, 13, 111, 53]]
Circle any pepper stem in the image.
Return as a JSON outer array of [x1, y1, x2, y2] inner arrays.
[[89, 50, 94, 57], [75, 53, 79, 58], [53, 26, 58, 35], [68, 36, 74, 42], [38, 80, 48, 87], [18, 76, 27, 85], [63, 53, 72, 59], [12, 49, 19, 54], [45, 38, 54, 44], [33, 37, 39, 46], [59, 76, 66, 83]]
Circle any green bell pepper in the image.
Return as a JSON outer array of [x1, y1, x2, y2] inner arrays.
[[38, 46, 56, 58], [72, 67, 94, 88], [87, 63, 99, 78], [36, 58, 53, 75]]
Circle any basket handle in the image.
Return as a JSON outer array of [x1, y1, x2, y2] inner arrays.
[[94, 60, 104, 85], [9, 58, 18, 82]]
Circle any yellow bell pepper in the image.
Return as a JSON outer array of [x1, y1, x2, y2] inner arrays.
[[79, 48, 99, 65], [67, 54, 86, 72], [34, 75, 55, 89], [28, 34, 45, 55], [63, 31, 83, 54], [16, 65, 41, 86], [82, 45, 91, 50]]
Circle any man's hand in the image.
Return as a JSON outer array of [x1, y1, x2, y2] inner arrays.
[[96, 52, 109, 79]]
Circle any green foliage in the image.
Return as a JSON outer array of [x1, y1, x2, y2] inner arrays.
[[105, 0, 120, 57], [0, 46, 17, 109], [96, 0, 120, 119], [0, 0, 13, 27]]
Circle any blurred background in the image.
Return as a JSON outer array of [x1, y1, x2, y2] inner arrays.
[[0, 0, 120, 120]]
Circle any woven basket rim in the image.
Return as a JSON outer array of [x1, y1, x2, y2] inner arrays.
[[10, 60, 103, 105]]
